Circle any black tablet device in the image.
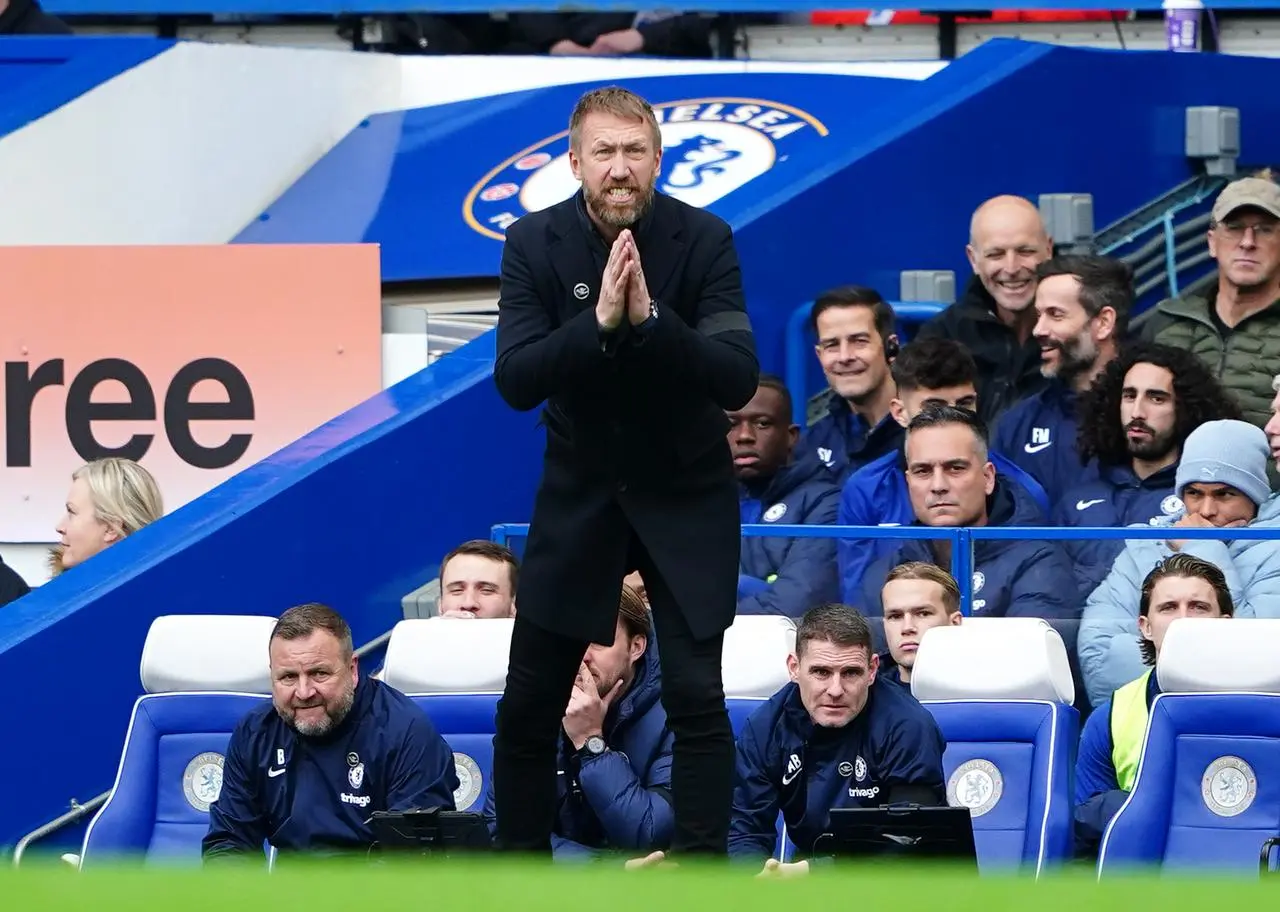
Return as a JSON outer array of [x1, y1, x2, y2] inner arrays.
[[367, 808, 492, 857], [811, 805, 978, 870]]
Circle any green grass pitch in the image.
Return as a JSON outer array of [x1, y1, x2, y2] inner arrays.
[[4, 859, 1272, 910]]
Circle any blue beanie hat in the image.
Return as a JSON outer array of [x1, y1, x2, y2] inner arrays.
[[1175, 420, 1272, 507]]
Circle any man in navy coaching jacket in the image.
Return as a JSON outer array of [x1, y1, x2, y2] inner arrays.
[[485, 585, 673, 860], [732, 375, 840, 618], [800, 287, 903, 485], [1055, 342, 1242, 598], [729, 604, 946, 875], [992, 255, 1130, 507], [203, 603, 459, 860], [838, 336, 1048, 604]]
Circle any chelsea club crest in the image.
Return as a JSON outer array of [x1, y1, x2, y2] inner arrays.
[[463, 97, 829, 241]]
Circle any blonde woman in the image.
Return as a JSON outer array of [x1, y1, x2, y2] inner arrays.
[[52, 458, 163, 574]]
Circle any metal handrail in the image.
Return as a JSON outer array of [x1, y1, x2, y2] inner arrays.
[[10, 625, 396, 867], [11, 793, 108, 867], [1100, 179, 1223, 301], [491, 521, 1280, 617], [1094, 173, 1227, 256]]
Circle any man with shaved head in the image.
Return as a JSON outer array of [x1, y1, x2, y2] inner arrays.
[[916, 195, 1053, 425]]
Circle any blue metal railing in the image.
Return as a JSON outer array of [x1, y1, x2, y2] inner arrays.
[[783, 300, 948, 425], [1093, 174, 1228, 302], [490, 522, 1280, 617]]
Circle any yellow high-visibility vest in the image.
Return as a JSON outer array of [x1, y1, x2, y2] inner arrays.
[[1110, 669, 1154, 793]]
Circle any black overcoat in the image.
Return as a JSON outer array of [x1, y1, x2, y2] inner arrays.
[[494, 191, 759, 644]]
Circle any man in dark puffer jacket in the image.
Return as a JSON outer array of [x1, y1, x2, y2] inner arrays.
[[731, 375, 840, 619]]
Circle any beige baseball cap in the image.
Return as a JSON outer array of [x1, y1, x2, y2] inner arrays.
[[1212, 176, 1280, 222]]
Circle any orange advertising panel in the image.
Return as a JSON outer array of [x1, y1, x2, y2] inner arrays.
[[0, 245, 382, 542]]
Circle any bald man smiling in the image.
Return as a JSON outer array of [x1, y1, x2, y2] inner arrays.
[[915, 195, 1053, 425]]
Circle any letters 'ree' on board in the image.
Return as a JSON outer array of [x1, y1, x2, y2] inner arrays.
[[0, 245, 381, 541]]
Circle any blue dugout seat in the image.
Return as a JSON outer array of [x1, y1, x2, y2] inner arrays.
[[381, 617, 512, 813], [1099, 618, 1280, 877], [79, 615, 275, 868], [720, 614, 804, 864], [384, 613, 797, 858], [911, 618, 1079, 875], [722, 615, 795, 737]]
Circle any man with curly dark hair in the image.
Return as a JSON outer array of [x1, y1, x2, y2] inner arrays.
[[1055, 342, 1242, 598]]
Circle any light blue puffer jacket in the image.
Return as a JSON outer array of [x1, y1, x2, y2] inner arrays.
[[1077, 494, 1280, 708]]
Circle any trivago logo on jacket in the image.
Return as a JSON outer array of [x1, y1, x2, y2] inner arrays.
[[464, 97, 829, 241]]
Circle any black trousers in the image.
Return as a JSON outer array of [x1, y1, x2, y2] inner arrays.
[[491, 541, 733, 857]]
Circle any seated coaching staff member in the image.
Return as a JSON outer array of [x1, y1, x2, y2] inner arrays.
[[729, 604, 946, 874], [491, 85, 758, 858], [485, 585, 673, 860], [203, 603, 459, 859]]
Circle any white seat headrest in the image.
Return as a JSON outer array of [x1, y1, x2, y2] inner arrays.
[[140, 615, 276, 694], [911, 621, 1074, 703], [1158, 618, 1280, 693], [722, 615, 796, 698], [381, 617, 513, 693], [958, 617, 1051, 630]]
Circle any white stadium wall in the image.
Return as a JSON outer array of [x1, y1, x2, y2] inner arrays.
[[0, 45, 945, 585]]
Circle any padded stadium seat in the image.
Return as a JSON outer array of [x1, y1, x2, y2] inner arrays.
[[722, 615, 795, 735], [869, 613, 1089, 719], [80, 615, 276, 868], [382, 617, 513, 812], [912, 620, 1078, 875], [1099, 618, 1280, 877], [722, 615, 796, 862]]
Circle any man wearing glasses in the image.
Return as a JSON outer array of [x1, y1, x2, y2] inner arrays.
[[1140, 174, 1280, 478]]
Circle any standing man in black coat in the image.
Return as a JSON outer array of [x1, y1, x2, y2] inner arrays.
[[491, 86, 759, 861]]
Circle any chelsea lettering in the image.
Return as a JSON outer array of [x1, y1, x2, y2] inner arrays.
[[464, 97, 828, 241]]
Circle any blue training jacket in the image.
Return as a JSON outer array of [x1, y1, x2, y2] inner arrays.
[[858, 477, 1079, 619], [728, 677, 946, 862], [483, 639, 673, 860], [799, 394, 905, 486], [1074, 670, 1161, 857], [991, 381, 1097, 508], [837, 448, 1049, 604], [1052, 462, 1181, 600], [204, 677, 459, 858], [738, 452, 841, 618]]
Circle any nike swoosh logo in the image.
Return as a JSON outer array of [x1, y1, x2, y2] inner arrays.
[[1076, 499, 1104, 511], [267, 767, 286, 778], [1024, 442, 1052, 454], [781, 768, 802, 786]]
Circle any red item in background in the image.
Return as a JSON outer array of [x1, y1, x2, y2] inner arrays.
[[811, 10, 1127, 25]]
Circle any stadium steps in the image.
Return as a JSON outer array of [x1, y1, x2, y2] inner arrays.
[[383, 282, 498, 369]]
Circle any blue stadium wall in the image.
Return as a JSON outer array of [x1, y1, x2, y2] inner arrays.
[[732, 39, 1280, 396], [6, 37, 1280, 848], [0, 37, 171, 138], [0, 337, 544, 849]]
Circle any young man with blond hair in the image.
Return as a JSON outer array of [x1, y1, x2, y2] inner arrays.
[[878, 562, 963, 686]]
